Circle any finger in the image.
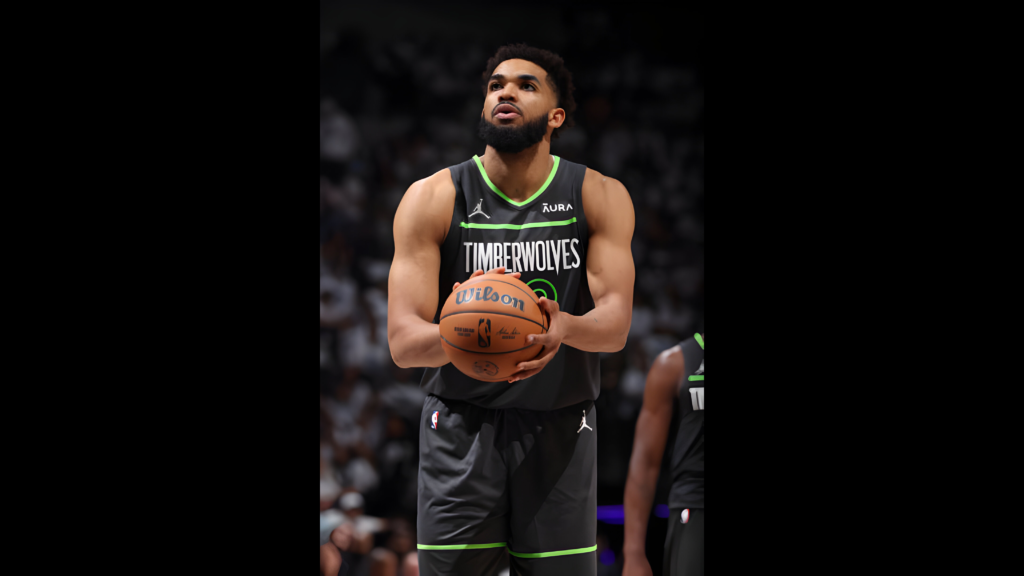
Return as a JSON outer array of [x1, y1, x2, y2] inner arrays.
[[537, 296, 560, 314], [525, 333, 548, 347], [509, 346, 556, 380], [513, 354, 552, 376], [485, 266, 506, 275], [511, 272, 521, 279], [456, 270, 485, 291], [508, 368, 542, 382], [512, 344, 558, 375]]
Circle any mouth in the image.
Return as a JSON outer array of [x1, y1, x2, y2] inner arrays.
[[493, 103, 521, 120]]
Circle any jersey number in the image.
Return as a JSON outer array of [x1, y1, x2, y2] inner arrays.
[[688, 387, 704, 411]]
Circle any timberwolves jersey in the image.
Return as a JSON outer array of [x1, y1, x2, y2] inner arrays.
[[420, 155, 600, 411], [669, 334, 704, 509]]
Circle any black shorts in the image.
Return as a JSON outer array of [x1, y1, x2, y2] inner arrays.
[[663, 508, 704, 576], [417, 394, 597, 576]]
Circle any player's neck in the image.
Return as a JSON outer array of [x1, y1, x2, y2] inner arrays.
[[480, 141, 554, 203]]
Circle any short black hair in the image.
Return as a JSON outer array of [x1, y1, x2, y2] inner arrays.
[[481, 43, 576, 139]]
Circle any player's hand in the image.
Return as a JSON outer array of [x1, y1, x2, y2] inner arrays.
[[622, 554, 654, 576], [507, 296, 561, 382], [452, 267, 521, 291]]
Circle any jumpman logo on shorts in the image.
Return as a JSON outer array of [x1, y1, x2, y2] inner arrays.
[[469, 199, 490, 219], [577, 410, 592, 433]]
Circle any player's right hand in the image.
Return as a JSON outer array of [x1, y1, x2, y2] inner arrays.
[[622, 554, 654, 576], [452, 267, 521, 291]]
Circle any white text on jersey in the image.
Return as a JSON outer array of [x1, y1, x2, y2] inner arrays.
[[688, 387, 704, 411], [463, 239, 581, 274], [542, 203, 572, 213]]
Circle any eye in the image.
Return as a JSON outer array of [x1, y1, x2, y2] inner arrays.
[[490, 83, 501, 90], [523, 84, 535, 90]]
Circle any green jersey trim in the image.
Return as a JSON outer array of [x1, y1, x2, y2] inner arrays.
[[688, 375, 704, 381], [417, 542, 507, 550], [507, 545, 597, 558], [460, 217, 577, 230], [472, 154, 561, 207], [694, 333, 704, 349]]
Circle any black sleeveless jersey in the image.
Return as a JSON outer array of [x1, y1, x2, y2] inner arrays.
[[419, 155, 600, 411], [669, 334, 704, 509]]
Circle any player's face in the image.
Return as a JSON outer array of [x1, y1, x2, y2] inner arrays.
[[482, 59, 558, 129]]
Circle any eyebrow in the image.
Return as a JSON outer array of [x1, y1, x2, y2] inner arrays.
[[489, 74, 542, 86]]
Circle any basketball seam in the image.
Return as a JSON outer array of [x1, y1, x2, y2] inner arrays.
[[438, 332, 544, 354], [439, 310, 548, 331]]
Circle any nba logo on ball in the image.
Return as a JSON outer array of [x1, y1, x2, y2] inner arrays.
[[431, 411, 439, 430]]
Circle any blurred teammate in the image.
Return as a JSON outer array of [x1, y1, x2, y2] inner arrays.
[[623, 334, 704, 576], [387, 43, 635, 575]]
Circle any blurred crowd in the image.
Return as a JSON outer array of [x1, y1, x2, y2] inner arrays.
[[320, 20, 703, 576]]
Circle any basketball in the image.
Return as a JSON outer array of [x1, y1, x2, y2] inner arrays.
[[439, 274, 548, 382]]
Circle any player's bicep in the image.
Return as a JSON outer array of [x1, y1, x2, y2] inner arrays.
[[388, 182, 445, 325], [585, 233, 635, 308], [584, 176, 635, 307], [388, 245, 440, 323]]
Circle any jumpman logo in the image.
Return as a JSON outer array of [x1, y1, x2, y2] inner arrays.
[[469, 199, 490, 219], [577, 410, 592, 433]]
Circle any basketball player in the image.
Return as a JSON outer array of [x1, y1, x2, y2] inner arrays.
[[622, 334, 704, 576], [387, 43, 635, 576]]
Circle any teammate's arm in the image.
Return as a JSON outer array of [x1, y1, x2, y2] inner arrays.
[[622, 345, 684, 576], [386, 173, 455, 368], [510, 170, 635, 381]]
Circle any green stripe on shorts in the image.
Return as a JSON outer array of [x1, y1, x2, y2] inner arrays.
[[506, 545, 597, 558], [417, 542, 507, 550]]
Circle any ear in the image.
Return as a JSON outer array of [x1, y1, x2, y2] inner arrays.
[[548, 108, 565, 129]]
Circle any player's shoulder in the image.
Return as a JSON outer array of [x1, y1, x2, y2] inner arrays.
[[396, 168, 457, 243], [580, 168, 634, 233], [644, 344, 685, 401], [654, 344, 685, 373], [404, 168, 456, 205], [582, 167, 628, 197]]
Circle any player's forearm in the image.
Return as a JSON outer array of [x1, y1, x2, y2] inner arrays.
[[623, 458, 660, 556], [388, 319, 450, 368], [559, 305, 630, 352]]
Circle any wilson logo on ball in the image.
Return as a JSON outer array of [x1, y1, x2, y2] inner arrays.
[[478, 318, 491, 347], [455, 286, 526, 311]]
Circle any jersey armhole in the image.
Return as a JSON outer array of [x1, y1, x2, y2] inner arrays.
[[572, 163, 590, 249]]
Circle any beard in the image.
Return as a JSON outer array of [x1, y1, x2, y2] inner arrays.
[[477, 113, 550, 154]]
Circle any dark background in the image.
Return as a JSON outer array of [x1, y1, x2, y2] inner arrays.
[[319, 2, 703, 574]]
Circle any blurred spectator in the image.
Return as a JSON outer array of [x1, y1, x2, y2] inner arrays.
[[321, 98, 360, 163]]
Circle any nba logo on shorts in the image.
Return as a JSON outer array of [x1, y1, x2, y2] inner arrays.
[[431, 411, 439, 430]]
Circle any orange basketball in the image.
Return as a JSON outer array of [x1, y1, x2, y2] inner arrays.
[[439, 274, 548, 382]]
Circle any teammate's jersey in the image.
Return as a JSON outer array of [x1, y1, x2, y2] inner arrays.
[[669, 334, 704, 509], [420, 155, 599, 411]]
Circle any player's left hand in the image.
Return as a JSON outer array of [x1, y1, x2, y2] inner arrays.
[[507, 296, 562, 382], [452, 266, 521, 292]]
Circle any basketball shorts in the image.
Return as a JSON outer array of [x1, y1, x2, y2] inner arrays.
[[417, 394, 597, 576], [663, 508, 704, 576]]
